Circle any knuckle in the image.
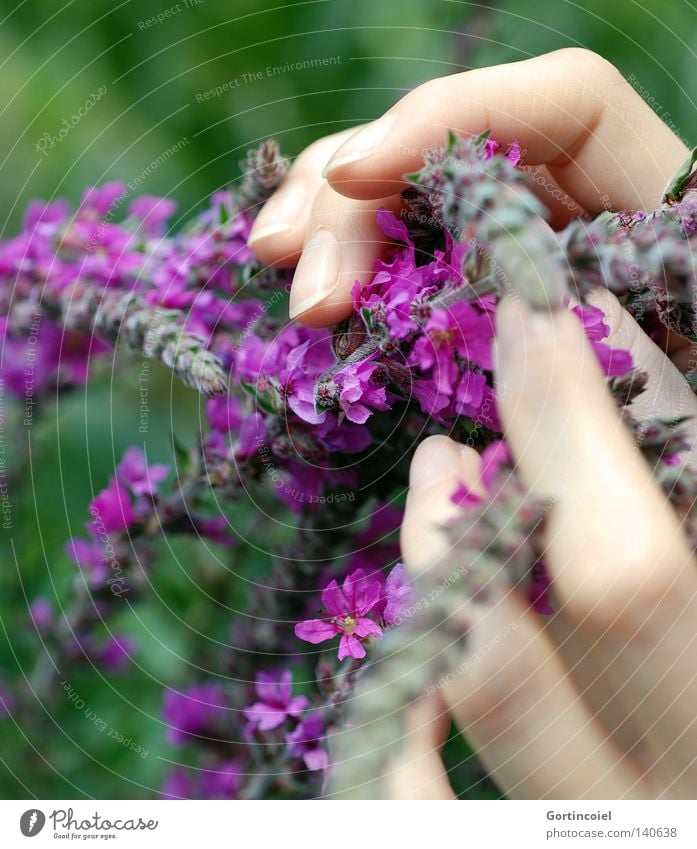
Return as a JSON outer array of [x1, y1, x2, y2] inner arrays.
[[559, 541, 692, 635], [553, 47, 622, 84]]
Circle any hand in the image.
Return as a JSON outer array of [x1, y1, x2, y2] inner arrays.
[[249, 47, 688, 327], [248, 47, 697, 798], [391, 299, 697, 799]]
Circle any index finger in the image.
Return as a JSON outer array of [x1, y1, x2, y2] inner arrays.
[[324, 48, 688, 213]]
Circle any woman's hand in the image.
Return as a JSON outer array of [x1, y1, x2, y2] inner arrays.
[[248, 47, 697, 798], [248, 47, 688, 327], [389, 298, 697, 799]]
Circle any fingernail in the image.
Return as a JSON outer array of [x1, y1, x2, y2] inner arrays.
[[289, 226, 341, 319], [247, 189, 303, 247], [322, 115, 396, 177], [248, 221, 294, 247]]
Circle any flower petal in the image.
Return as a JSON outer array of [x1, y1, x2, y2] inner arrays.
[[321, 580, 349, 618], [295, 619, 339, 644], [354, 617, 382, 640]]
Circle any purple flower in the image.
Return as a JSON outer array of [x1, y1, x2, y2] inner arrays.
[[333, 360, 389, 424], [128, 195, 177, 234], [65, 537, 108, 586], [295, 569, 383, 660], [200, 760, 243, 799], [206, 395, 244, 433], [194, 516, 236, 547], [452, 440, 511, 506], [281, 341, 328, 425], [162, 682, 228, 745], [285, 712, 329, 772], [243, 670, 309, 732], [0, 682, 15, 718], [116, 447, 169, 497], [572, 302, 633, 378], [162, 761, 243, 799], [93, 633, 136, 672], [161, 770, 195, 800], [79, 182, 127, 216], [29, 598, 53, 630], [89, 477, 137, 533], [380, 563, 413, 626], [481, 136, 520, 164], [409, 301, 493, 395]]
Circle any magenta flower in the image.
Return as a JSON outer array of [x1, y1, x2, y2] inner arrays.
[[243, 670, 309, 732], [29, 598, 53, 630], [162, 682, 228, 745], [572, 302, 633, 378], [65, 536, 108, 586], [452, 439, 511, 506], [285, 712, 329, 772], [92, 633, 136, 672], [117, 447, 169, 497], [381, 563, 413, 626], [409, 301, 493, 395], [162, 760, 243, 800], [89, 477, 137, 534], [0, 682, 15, 718], [206, 394, 244, 433], [200, 760, 243, 799], [161, 770, 195, 800], [334, 360, 389, 424], [295, 569, 383, 660], [194, 516, 236, 547], [128, 195, 177, 235]]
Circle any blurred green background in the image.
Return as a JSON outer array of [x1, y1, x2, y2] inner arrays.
[[1, 0, 696, 799]]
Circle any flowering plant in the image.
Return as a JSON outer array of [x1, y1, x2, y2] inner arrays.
[[2, 130, 696, 798]]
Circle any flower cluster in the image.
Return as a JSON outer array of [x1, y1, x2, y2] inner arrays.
[[3, 131, 697, 799], [295, 563, 411, 660]]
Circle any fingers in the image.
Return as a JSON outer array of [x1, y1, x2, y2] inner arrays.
[[587, 290, 697, 458], [403, 434, 645, 798], [247, 127, 402, 327], [287, 185, 401, 326], [324, 48, 688, 212], [247, 129, 360, 266], [444, 592, 646, 799], [384, 695, 456, 800], [495, 297, 697, 795], [401, 435, 483, 577], [495, 297, 695, 621]]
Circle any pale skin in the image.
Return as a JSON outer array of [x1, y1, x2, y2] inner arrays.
[[249, 48, 697, 798]]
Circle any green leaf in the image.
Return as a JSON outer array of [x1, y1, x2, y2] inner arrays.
[[171, 432, 198, 478], [663, 145, 697, 204]]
